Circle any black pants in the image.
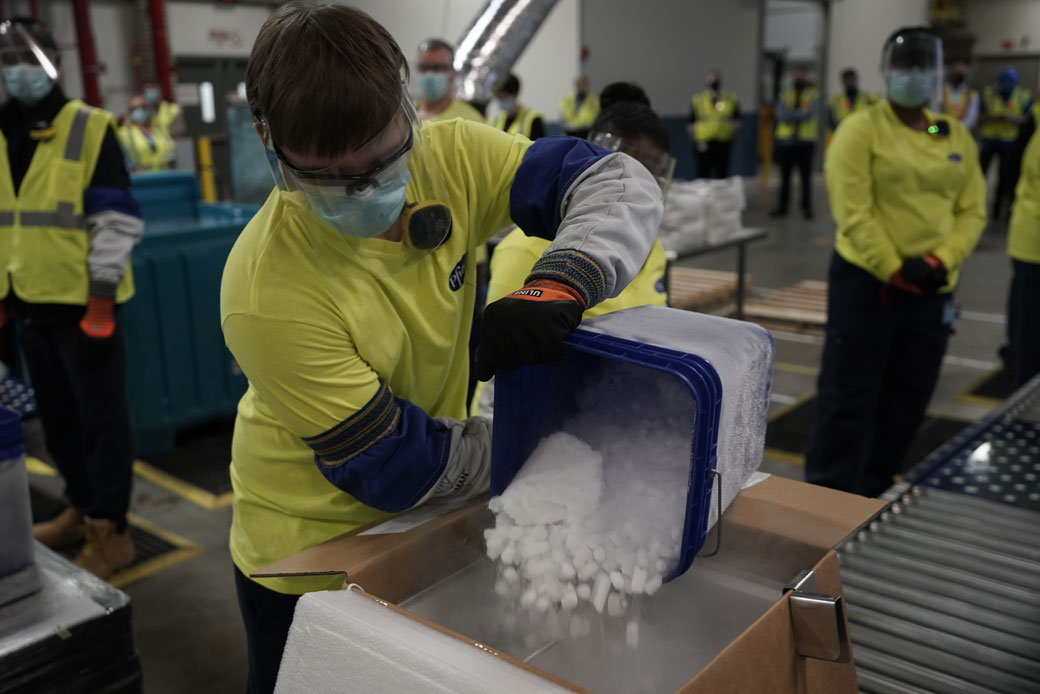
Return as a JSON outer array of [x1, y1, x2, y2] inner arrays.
[[980, 140, 1022, 216], [18, 319, 133, 525], [1007, 258, 1040, 388], [694, 140, 731, 179], [805, 254, 951, 497], [775, 142, 814, 214], [234, 566, 301, 694]]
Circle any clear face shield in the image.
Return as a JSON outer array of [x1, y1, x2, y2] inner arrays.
[[882, 30, 943, 110], [0, 21, 58, 107], [258, 84, 453, 266], [588, 130, 676, 201]]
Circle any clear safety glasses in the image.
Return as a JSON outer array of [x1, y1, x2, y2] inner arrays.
[[589, 130, 676, 200]]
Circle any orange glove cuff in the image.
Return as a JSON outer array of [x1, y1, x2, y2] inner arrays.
[[923, 253, 945, 270], [80, 297, 116, 339], [508, 280, 587, 308]]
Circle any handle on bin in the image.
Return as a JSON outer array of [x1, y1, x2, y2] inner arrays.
[[783, 570, 851, 663]]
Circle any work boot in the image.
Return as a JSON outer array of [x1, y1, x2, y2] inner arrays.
[[74, 517, 135, 580], [33, 506, 85, 549]]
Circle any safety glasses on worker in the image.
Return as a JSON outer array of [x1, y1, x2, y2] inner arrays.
[[260, 95, 420, 202], [881, 28, 943, 110], [589, 130, 677, 200], [0, 20, 59, 107]]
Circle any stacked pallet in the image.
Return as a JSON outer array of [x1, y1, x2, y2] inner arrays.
[[741, 280, 827, 334], [667, 267, 748, 312]]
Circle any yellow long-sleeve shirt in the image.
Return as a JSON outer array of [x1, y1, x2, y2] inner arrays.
[[1009, 130, 1040, 264], [825, 101, 986, 289]]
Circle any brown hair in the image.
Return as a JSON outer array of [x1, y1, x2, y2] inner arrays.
[[246, 2, 407, 158]]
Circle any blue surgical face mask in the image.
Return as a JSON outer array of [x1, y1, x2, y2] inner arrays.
[[130, 107, 149, 125], [492, 97, 515, 115], [417, 73, 450, 102], [4, 65, 53, 106], [144, 88, 160, 105], [887, 69, 937, 109], [308, 169, 411, 237]]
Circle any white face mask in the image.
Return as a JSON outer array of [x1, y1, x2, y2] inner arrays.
[[3, 64, 52, 106], [887, 69, 938, 109]]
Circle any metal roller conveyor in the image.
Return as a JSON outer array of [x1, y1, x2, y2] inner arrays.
[[849, 624, 1039, 694], [841, 375, 1040, 692]]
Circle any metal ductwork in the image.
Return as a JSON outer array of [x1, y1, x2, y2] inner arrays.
[[453, 0, 559, 103]]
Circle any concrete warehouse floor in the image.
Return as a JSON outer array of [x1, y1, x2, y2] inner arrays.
[[25, 175, 1012, 694]]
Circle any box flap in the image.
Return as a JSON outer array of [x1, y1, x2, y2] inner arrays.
[[723, 476, 887, 551], [253, 498, 490, 604]]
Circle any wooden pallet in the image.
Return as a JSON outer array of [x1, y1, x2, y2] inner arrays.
[[668, 267, 748, 311], [742, 280, 827, 331]]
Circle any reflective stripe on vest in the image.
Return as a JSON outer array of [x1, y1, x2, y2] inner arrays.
[[980, 86, 1031, 142], [491, 107, 541, 138], [560, 93, 599, 129], [691, 91, 737, 142], [943, 85, 976, 120], [829, 91, 875, 124], [0, 212, 14, 226], [19, 202, 84, 229], [776, 88, 818, 141]]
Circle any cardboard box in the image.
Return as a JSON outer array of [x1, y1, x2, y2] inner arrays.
[[256, 476, 886, 693]]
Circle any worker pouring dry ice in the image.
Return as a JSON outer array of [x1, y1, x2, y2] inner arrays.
[[805, 27, 985, 498], [221, 5, 662, 692], [474, 86, 675, 416], [0, 18, 143, 577]]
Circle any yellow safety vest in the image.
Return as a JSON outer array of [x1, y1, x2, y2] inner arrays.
[[829, 90, 877, 126], [691, 91, 738, 142], [775, 87, 818, 142], [942, 85, 977, 121], [152, 100, 180, 140], [560, 93, 600, 130], [490, 106, 542, 138], [0, 100, 134, 305], [118, 124, 174, 173], [980, 86, 1031, 142]]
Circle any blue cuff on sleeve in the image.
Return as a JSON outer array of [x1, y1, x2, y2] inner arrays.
[[509, 136, 612, 242], [84, 186, 142, 218], [304, 385, 453, 513]]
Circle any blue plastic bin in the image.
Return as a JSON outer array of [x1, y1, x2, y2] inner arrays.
[[122, 184, 260, 457], [492, 329, 724, 581], [0, 406, 32, 581]]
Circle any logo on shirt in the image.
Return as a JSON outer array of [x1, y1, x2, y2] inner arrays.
[[655, 278, 666, 294], [948, 153, 963, 162], [448, 255, 466, 291]]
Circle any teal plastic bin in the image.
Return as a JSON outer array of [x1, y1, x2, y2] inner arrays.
[[130, 171, 201, 224], [123, 176, 260, 457]]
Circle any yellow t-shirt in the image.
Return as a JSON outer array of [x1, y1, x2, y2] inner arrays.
[[425, 99, 485, 123], [826, 101, 986, 288], [1009, 130, 1040, 264], [487, 228, 668, 315], [221, 120, 530, 594]]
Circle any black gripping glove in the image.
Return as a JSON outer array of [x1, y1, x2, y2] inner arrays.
[[475, 279, 585, 382], [898, 255, 948, 294]]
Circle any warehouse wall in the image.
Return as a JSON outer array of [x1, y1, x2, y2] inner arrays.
[[582, 0, 761, 178], [827, 0, 930, 96], [964, 0, 1040, 54], [765, 0, 822, 63]]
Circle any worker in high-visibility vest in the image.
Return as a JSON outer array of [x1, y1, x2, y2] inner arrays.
[[939, 62, 979, 131], [0, 18, 143, 578], [808, 26, 985, 497], [142, 81, 181, 169], [979, 66, 1033, 219], [414, 38, 484, 124], [559, 75, 600, 139], [118, 94, 176, 173], [489, 73, 545, 140], [828, 68, 877, 131], [688, 69, 740, 179], [771, 66, 819, 219], [1006, 129, 1040, 388]]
